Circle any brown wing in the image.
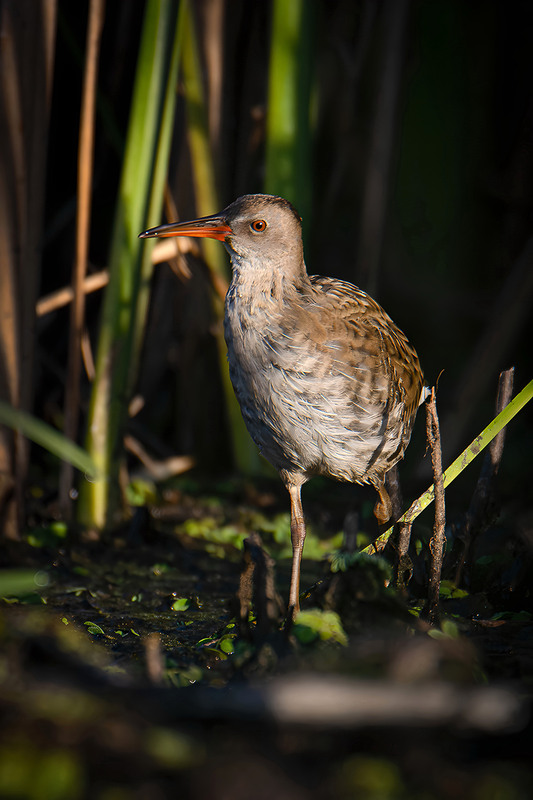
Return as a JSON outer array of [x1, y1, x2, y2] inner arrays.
[[308, 275, 424, 459]]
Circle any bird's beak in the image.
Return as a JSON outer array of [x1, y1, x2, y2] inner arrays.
[[138, 213, 231, 242]]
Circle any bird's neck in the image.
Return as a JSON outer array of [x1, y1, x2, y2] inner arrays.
[[226, 250, 310, 308]]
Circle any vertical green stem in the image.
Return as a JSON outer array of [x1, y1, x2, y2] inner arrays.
[[265, 0, 315, 232], [78, 0, 181, 529], [181, 0, 261, 474]]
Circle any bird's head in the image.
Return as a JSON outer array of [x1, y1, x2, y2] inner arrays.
[[139, 194, 305, 277]]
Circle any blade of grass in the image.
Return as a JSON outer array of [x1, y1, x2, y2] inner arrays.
[[362, 378, 533, 554], [0, 402, 97, 478]]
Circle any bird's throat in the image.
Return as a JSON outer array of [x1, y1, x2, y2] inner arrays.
[[226, 251, 310, 310]]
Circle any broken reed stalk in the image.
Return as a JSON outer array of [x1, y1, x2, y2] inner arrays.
[[423, 387, 446, 623]]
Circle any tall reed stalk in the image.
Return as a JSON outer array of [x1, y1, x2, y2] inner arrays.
[[0, 0, 57, 539], [78, 0, 182, 529], [181, 0, 261, 474], [265, 0, 315, 232]]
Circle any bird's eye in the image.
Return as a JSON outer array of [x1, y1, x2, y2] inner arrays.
[[250, 219, 267, 232]]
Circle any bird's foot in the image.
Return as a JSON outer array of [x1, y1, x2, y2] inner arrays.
[[373, 484, 393, 526]]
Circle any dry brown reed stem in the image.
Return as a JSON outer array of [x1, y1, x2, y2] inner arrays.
[[238, 540, 255, 638], [35, 233, 201, 318], [36, 270, 110, 317], [385, 464, 414, 594], [60, 0, 105, 515], [424, 387, 446, 624], [203, 0, 224, 160]]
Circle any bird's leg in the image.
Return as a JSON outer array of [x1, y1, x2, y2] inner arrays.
[[287, 482, 306, 616], [373, 482, 392, 526]]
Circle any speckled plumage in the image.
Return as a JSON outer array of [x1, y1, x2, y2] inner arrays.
[[139, 194, 426, 614]]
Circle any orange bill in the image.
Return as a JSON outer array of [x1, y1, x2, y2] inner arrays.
[[139, 214, 231, 242]]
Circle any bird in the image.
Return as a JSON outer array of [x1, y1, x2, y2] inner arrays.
[[139, 194, 426, 616]]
